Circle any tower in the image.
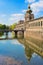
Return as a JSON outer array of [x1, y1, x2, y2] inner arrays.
[[25, 5, 34, 22]]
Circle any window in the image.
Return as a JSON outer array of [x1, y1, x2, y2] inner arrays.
[[41, 21, 42, 26], [38, 22, 40, 26]]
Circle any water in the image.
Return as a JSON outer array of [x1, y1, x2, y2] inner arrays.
[[0, 40, 28, 65], [0, 33, 43, 65], [0, 39, 43, 65], [0, 32, 12, 38]]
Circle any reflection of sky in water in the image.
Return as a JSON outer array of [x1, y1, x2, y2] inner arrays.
[[0, 40, 43, 65], [29, 53, 43, 65], [0, 55, 22, 65], [8, 32, 12, 38], [0, 40, 28, 65]]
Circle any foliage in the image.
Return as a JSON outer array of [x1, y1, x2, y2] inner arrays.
[[0, 24, 9, 36], [9, 23, 17, 30], [0, 23, 17, 36], [0, 24, 9, 30]]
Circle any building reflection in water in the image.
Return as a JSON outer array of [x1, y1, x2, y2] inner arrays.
[[25, 46, 33, 61], [18, 39, 43, 63]]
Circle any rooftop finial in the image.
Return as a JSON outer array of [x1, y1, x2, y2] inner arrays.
[[26, 4, 32, 14], [28, 4, 30, 9]]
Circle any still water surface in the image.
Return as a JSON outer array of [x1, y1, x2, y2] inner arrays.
[[0, 33, 43, 65], [0, 39, 43, 65]]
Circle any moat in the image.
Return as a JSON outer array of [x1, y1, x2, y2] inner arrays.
[[0, 34, 43, 65]]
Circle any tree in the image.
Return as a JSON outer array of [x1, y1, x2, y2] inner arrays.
[[9, 23, 17, 30], [0, 24, 9, 36], [2, 25, 6, 29]]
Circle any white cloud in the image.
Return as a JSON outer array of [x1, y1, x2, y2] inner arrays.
[[24, 0, 43, 17], [9, 17, 15, 21], [10, 13, 24, 21], [22, 10, 27, 13], [11, 13, 24, 17], [0, 13, 24, 25], [25, 0, 35, 3], [31, 0, 43, 16], [8, 13, 24, 25]]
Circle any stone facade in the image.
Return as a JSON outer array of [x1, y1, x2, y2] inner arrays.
[[25, 5, 34, 22], [24, 17, 43, 40], [15, 5, 43, 40]]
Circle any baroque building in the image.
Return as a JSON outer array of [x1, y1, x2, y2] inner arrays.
[[15, 5, 43, 41], [25, 5, 34, 22], [14, 5, 43, 57]]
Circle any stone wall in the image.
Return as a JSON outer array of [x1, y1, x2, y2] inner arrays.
[[24, 17, 43, 41], [15, 17, 43, 40], [24, 29, 43, 40]]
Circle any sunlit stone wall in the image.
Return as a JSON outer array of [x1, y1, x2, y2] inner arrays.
[[24, 17, 43, 40]]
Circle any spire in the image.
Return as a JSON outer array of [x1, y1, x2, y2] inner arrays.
[[26, 5, 32, 14]]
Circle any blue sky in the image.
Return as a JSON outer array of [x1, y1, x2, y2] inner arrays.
[[0, 0, 43, 25]]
